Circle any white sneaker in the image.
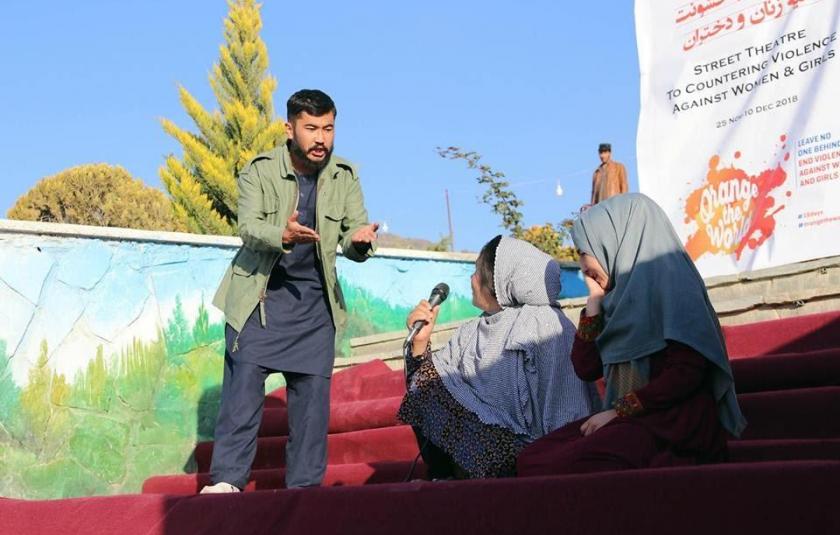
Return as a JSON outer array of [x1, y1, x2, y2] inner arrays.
[[200, 482, 241, 494]]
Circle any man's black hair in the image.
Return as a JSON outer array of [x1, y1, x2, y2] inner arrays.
[[287, 89, 337, 120]]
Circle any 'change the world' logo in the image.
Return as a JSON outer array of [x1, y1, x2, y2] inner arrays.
[[684, 136, 791, 261]]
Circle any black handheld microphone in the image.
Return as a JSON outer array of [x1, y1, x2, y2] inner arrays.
[[405, 283, 450, 346]]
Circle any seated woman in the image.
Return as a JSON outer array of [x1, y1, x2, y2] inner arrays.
[[398, 235, 597, 479], [517, 193, 747, 476]]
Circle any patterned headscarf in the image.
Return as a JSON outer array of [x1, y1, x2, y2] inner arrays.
[[431, 237, 596, 440]]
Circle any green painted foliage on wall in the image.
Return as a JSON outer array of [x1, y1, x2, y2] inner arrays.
[[0, 300, 228, 499], [0, 278, 478, 499], [338, 276, 478, 355]]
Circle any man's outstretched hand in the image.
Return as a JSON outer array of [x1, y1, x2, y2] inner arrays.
[[282, 211, 320, 245], [351, 223, 379, 245]]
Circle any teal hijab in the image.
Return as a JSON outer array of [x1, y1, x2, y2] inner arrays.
[[571, 193, 747, 437]]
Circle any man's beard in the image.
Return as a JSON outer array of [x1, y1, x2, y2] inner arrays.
[[289, 140, 332, 172]]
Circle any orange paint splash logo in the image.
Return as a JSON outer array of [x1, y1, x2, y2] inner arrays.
[[684, 138, 790, 261]]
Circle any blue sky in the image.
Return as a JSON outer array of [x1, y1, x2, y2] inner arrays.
[[0, 0, 640, 252]]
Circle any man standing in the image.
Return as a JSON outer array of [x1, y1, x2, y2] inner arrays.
[[202, 89, 378, 493], [590, 143, 628, 205]]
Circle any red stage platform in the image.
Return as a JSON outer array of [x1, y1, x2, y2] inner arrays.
[[2, 311, 839, 534]]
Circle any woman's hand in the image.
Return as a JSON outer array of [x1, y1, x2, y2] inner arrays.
[[583, 274, 605, 317], [584, 272, 605, 299], [406, 300, 440, 356], [580, 409, 618, 436]]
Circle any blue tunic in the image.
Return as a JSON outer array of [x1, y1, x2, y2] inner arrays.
[[229, 172, 336, 377]]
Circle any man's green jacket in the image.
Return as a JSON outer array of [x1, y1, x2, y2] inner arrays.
[[212, 143, 374, 333]]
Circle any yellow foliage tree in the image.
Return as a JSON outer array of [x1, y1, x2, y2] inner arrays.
[[522, 223, 579, 262], [160, 0, 286, 235], [8, 164, 185, 232]]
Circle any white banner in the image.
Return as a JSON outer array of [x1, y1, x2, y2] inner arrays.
[[636, 0, 840, 277]]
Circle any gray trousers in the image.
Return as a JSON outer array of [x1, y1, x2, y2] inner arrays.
[[209, 353, 331, 489]]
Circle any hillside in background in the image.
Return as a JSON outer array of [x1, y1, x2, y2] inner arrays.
[[377, 232, 460, 252]]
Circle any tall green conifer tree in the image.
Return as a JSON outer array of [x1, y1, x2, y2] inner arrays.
[[160, 0, 286, 234]]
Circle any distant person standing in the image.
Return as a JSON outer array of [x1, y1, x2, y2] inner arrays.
[[590, 143, 628, 205]]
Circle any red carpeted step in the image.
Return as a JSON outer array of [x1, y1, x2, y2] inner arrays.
[[723, 311, 840, 358], [258, 396, 402, 437], [264, 359, 393, 408], [194, 425, 419, 472], [35, 461, 839, 535], [729, 438, 840, 463], [731, 348, 840, 393], [142, 461, 427, 494], [357, 369, 407, 400], [738, 386, 840, 440]]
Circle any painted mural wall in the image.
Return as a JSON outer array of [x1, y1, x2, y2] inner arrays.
[[0, 224, 585, 499]]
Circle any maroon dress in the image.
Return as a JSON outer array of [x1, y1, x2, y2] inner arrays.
[[517, 312, 728, 476]]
